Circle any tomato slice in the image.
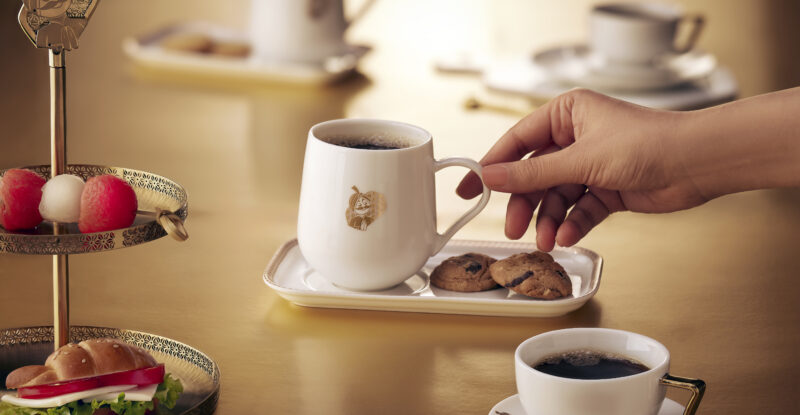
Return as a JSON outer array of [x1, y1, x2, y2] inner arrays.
[[17, 377, 100, 399], [16, 364, 165, 400], [97, 364, 165, 387]]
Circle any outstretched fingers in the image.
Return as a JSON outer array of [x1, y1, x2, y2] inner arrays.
[[555, 188, 624, 247], [501, 145, 563, 240], [535, 184, 587, 252], [505, 192, 544, 239]]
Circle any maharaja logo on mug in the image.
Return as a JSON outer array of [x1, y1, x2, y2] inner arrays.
[[345, 186, 386, 231]]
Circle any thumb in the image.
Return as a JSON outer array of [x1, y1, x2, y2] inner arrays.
[[481, 150, 586, 193]]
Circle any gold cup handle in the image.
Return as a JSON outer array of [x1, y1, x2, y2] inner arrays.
[[660, 374, 706, 415], [674, 14, 705, 54]]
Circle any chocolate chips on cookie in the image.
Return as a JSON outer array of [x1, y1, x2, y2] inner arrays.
[[430, 250, 572, 300], [489, 252, 572, 300], [430, 253, 498, 292]]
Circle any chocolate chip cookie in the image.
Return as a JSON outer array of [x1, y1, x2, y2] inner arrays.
[[160, 33, 213, 54], [430, 253, 498, 292], [489, 252, 572, 299]]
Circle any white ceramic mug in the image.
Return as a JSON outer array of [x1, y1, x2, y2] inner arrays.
[[250, 0, 375, 64], [297, 119, 491, 291], [515, 328, 705, 415], [590, 3, 704, 65]]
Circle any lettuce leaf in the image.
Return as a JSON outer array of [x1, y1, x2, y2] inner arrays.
[[152, 374, 182, 410], [0, 374, 183, 415]]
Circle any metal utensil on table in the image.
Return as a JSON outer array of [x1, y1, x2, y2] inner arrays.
[[463, 93, 545, 117]]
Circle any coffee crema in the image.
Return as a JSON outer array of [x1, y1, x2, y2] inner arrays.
[[532, 350, 649, 380], [324, 134, 413, 150]]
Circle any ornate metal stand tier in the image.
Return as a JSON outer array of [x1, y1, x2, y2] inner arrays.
[[0, 164, 190, 354], [0, 165, 188, 255], [0, 326, 220, 415], [2, 3, 218, 414]]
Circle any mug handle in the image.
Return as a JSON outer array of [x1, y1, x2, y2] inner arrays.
[[347, 0, 377, 27], [431, 157, 491, 255], [674, 14, 705, 53], [660, 374, 706, 415]]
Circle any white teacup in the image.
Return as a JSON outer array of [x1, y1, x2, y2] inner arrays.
[[515, 328, 705, 415], [590, 2, 704, 66], [297, 119, 491, 291], [250, 0, 375, 64]]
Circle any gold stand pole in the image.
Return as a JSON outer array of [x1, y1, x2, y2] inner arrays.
[[49, 49, 69, 350], [53, 255, 69, 349]]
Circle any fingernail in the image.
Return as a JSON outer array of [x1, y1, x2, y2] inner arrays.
[[482, 165, 508, 187]]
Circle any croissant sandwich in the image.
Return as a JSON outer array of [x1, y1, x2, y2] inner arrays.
[[0, 338, 183, 415]]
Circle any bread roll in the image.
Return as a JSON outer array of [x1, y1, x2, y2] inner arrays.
[[6, 338, 157, 389]]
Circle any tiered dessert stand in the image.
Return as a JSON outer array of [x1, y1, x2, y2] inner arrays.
[[0, 2, 219, 413]]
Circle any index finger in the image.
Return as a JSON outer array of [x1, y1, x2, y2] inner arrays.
[[457, 97, 569, 199]]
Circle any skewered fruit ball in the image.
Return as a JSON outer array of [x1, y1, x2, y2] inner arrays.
[[78, 175, 138, 233], [39, 174, 85, 223], [0, 169, 46, 230]]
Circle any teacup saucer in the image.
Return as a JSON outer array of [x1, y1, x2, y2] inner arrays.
[[489, 395, 684, 415], [533, 44, 717, 91]]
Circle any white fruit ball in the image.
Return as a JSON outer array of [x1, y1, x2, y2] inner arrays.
[[39, 174, 85, 223]]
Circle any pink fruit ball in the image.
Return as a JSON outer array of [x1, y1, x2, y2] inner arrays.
[[0, 169, 46, 231], [78, 175, 138, 233]]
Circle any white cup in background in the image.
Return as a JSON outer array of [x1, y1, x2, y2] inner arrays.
[[297, 119, 491, 291], [250, 0, 375, 64], [589, 3, 704, 65], [515, 328, 706, 415]]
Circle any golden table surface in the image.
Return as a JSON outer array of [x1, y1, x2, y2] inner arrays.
[[1, 1, 799, 414]]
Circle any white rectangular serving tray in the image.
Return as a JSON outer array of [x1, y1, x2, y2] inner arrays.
[[263, 239, 602, 317]]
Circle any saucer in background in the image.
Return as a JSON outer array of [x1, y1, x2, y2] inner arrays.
[[483, 56, 737, 110], [533, 45, 717, 91]]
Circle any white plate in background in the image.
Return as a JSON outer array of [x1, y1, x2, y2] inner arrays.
[[123, 22, 368, 85]]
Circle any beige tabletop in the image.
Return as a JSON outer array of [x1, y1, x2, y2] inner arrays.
[[1, 1, 800, 414]]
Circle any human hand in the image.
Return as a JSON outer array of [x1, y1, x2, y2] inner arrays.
[[457, 89, 709, 251]]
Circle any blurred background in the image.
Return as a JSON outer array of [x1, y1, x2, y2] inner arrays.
[[1, 0, 799, 234], [1, 1, 800, 414]]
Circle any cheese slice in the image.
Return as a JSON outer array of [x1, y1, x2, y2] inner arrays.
[[1, 385, 136, 408], [82, 383, 159, 402]]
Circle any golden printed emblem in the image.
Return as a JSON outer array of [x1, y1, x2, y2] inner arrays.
[[346, 186, 386, 231]]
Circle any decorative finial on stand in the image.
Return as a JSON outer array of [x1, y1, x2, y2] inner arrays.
[[18, 0, 100, 52]]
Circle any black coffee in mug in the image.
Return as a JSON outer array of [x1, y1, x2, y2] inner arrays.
[[344, 143, 400, 150], [325, 134, 412, 150], [533, 350, 649, 380]]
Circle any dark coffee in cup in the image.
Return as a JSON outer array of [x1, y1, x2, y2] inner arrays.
[[324, 134, 413, 150], [533, 349, 649, 380], [343, 143, 401, 150]]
